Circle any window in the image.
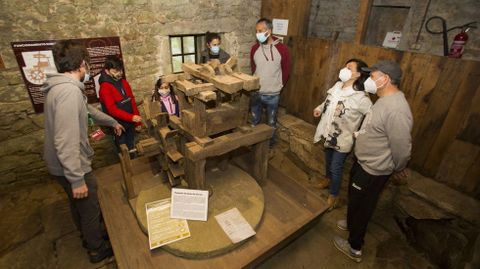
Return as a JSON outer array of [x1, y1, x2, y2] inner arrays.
[[169, 35, 206, 73]]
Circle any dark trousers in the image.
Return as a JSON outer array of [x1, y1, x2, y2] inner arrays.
[[347, 162, 390, 250], [324, 148, 349, 197], [54, 172, 105, 251], [115, 124, 135, 150]]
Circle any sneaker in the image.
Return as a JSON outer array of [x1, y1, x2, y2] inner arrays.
[[333, 236, 362, 263], [337, 219, 348, 231], [89, 243, 114, 264]]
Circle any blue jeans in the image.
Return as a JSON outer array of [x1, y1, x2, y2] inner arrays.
[[325, 147, 348, 197], [251, 93, 280, 147]]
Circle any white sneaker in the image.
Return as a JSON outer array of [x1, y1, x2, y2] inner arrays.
[[337, 219, 348, 231], [333, 236, 362, 263]]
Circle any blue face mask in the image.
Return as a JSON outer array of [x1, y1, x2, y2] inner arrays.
[[210, 45, 220, 54], [256, 31, 269, 43], [82, 73, 90, 83]]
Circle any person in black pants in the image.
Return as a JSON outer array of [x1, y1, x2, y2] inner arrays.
[[43, 40, 124, 263], [333, 61, 413, 262]]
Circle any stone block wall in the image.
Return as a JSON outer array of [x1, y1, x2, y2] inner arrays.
[[308, 0, 480, 60], [0, 0, 261, 190]]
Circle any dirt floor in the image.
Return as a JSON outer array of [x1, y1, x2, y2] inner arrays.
[[0, 149, 436, 269]]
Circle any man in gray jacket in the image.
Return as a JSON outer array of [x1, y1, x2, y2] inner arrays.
[[333, 61, 413, 262], [43, 40, 124, 263]]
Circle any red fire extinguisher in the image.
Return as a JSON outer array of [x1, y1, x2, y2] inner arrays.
[[448, 28, 470, 58]]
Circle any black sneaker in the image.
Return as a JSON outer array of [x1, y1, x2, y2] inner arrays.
[[89, 243, 114, 263]]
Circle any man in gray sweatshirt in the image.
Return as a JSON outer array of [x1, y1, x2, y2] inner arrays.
[[333, 61, 413, 262], [250, 18, 290, 147], [43, 40, 124, 263]]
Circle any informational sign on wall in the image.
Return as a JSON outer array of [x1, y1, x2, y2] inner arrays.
[[11, 36, 123, 113], [382, 31, 402, 49], [272, 18, 289, 36]]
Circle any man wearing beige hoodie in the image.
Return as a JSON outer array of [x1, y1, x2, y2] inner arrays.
[[43, 40, 124, 263]]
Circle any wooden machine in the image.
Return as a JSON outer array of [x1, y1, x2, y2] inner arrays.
[[116, 58, 274, 258], [97, 57, 327, 268]]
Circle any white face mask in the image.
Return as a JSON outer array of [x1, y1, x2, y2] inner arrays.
[[364, 76, 385, 94], [158, 88, 170, 97], [338, 68, 352, 82], [81, 61, 91, 83]]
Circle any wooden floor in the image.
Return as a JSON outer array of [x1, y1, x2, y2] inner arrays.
[[96, 159, 328, 269]]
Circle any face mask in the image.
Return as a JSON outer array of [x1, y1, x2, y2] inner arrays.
[[256, 31, 269, 43], [82, 73, 91, 83], [338, 68, 352, 82], [210, 45, 220, 54], [82, 61, 91, 83], [364, 76, 385, 94], [158, 88, 170, 97]]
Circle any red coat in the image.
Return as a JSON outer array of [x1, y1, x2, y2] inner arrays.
[[99, 79, 141, 127]]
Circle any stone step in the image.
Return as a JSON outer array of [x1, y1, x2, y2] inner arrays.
[[408, 170, 480, 225]]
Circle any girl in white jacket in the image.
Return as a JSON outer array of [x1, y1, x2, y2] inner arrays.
[[313, 59, 372, 210]]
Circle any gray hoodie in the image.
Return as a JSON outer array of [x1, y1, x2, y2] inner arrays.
[[42, 73, 118, 188], [253, 38, 283, 95]]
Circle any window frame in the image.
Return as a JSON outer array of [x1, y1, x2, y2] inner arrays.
[[169, 34, 204, 73]]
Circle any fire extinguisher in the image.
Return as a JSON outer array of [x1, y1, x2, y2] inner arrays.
[[425, 17, 477, 58], [448, 28, 470, 58]]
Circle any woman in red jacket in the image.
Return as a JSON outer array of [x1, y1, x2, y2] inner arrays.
[[98, 55, 142, 153]]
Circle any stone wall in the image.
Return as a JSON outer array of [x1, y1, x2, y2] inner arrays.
[[308, 0, 480, 60], [0, 0, 261, 190]]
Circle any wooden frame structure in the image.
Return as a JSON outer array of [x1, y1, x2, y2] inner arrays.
[[118, 58, 273, 199]]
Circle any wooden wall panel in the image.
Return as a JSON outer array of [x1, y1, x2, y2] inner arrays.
[[279, 37, 480, 198], [261, 0, 311, 37]]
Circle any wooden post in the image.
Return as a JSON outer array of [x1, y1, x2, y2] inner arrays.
[[185, 158, 206, 190], [193, 98, 207, 137], [354, 0, 373, 44], [119, 144, 136, 199], [252, 140, 269, 183]]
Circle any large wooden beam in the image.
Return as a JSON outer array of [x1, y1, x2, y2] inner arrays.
[[182, 63, 246, 94], [174, 80, 215, 96], [230, 73, 260, 91], [354, 0, 373, 44], [185, 124, 273, 161], [252, 140, 269, 182], [185, 155, 206, 190], [118, 144, 136, 199]]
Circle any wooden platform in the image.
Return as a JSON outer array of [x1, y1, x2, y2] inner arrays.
[[96, 160, 328, 269]]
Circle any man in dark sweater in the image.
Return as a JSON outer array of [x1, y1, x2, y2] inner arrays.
[[334, 61, 413, 263]]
